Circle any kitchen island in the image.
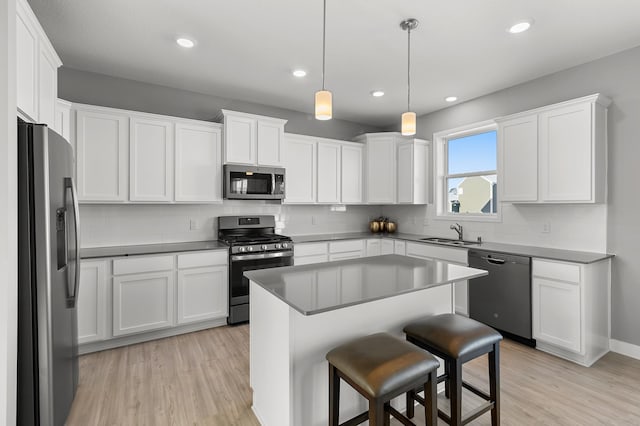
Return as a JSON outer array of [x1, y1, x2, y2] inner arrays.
[[246, 254, 488, 426]]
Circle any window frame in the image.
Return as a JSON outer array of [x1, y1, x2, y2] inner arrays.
[[433, 120, 501, 222]]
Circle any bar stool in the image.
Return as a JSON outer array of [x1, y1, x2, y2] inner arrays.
[[403, 314, 503, 426], [326, 332, 440, 426]]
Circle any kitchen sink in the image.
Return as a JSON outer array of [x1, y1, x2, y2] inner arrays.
[[420, 237, 479, 247]]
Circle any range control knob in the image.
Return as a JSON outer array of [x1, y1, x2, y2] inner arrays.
[[247, 246, 253, 252], [274, 243, 282, 249], [238, 247, 246, 253], [261, 244, 268, 251], [282, 242, 289, 249]]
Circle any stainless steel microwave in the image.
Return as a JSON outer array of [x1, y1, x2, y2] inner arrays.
[[223, 165, 285, 200]]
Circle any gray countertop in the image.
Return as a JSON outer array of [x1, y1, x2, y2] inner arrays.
[[245, 254, 488, 315], [291, 232, 613, 264], [81, 240, 228, 259]]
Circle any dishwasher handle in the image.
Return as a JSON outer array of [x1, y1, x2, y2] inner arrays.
[[482, 256, 506, 265]]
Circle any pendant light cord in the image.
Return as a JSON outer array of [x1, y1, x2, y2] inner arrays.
[[407, 25, 411, 112], [322, 0, 327, 90]]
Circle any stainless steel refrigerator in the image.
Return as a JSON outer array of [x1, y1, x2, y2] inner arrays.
[[17, 118, 80, 426]]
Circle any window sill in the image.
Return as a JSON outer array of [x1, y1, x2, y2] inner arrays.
[[434, 212, 502, 223]]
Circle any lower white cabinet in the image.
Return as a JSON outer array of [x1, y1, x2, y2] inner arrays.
[[77, 260, 108, 344], [381, 239, 395, 255], [294, 242, 329, 265], [531, 258, 610, 366], [365, 239, 381, 256], [113, 270, 175, 337], [394, 240, 406, 255], [78, 249, 228, 353], [328, 240, 364, 261], [177, 252, 228, 324]]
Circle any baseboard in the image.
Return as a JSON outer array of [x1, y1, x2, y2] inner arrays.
[[610, 339, 640, 360]]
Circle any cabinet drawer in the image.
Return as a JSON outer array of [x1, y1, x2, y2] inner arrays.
[[294, 242, 328, 257], [295, 254, 328, 266], [329, 240, 363, 254], [113, 255, 174, 275], [329, 251, 362, 261], [532, 259, 580, 283], [406, 242, 467, 264], [178, 251, 227, 269]]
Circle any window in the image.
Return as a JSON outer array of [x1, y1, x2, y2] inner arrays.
[[434, 121, 499, 220]]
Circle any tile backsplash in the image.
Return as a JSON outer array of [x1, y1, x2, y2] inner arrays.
[[79, 202, 380, 248]]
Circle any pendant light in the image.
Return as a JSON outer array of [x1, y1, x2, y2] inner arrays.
[[400, 19, 418, 136], [315, 0, 332, 120]]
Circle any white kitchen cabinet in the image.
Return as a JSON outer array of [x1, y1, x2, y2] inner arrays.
[[397, 139, 429, 204], [328, 240, 364, 261], [365, 239, 381, 256], [77, 260, 109, 344], [16, 0, 62, 126], [174, 122, 222, 202], [394, 240, 406, 255], [532, 258, 610, 366], [406, 241, 469, 315], [294, 242, 328, 265], [341, 143, 364, 204], [176, 251, 228, 324], [317, 141, 341, 204], [112, 255, 175, 337], [498, 114, 538, 202], [76, 107, 129, 202], [284, 134, 317, 203], [219, 109, 287, 166], [355, 132, 429, 205], [381, 239, 395, 255], [357, 133, 397, 204], [129, 116, 174, 202], [497, 94, 610, 204], [54, 99, 72, 142]]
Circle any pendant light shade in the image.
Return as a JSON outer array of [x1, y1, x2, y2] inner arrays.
[[400, 19, 418, 136], [401, 111, 417, 136], [315, 90, 332, 120], [315, 0, 332, 120]]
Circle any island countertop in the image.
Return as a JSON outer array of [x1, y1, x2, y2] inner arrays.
[[245, 254, 488, 316]]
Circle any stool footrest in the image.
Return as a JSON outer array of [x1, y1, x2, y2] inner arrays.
[[339, 411, 369, 426], [387, 405, 416, 426], [460, 401, 494, 425], [461, 380, 491, 401]]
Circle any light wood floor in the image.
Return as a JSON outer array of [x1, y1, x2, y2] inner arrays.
[[67, 325, 640, 425]]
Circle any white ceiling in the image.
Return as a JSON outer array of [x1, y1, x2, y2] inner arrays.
[[28, 0, 640, 126]]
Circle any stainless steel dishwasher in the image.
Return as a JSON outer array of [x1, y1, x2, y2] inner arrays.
[[468, 249, 535, 346]]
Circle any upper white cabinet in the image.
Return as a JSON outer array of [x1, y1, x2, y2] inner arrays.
[[284, 134, 317, 203], [129, 116, 174, 202], [354, 132, 429, 205], [341, 143, 364, 204], [284, 133, 364, 205], [317, 141, 341, 204], [532, 258, 610, 366], [54, 99, 72, 142], [73, 103, 223, 204], [76, 107, 129, 202], [219, 109, 287, 166], [16, 0, 62, 127], [498, 94, 610, 204], [174, 122, 222, 202]]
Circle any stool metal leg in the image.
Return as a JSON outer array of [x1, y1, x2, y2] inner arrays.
[[328, 364, 340, 426], [425, 370, 437, 426], [444, 359, 451, 399], [449, 359, 463, 426], [489, 343, 501, 426]]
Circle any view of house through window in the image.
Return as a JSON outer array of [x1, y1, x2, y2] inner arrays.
[[446, 130, 497, 215]]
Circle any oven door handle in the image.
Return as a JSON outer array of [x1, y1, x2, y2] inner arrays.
[[231, 251, 294, 261]]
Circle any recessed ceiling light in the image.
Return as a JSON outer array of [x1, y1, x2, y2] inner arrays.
[[292, 69, 307, 78], [371, 90, 385, 97], [507, 20, 533, 34], [445, 96, 458, 102], [176, 38, 195, 48]]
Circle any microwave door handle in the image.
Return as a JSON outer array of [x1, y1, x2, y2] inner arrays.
[[271, 174, 276, 195]]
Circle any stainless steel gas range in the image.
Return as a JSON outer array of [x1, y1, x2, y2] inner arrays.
[[218, 215, 293, 325]]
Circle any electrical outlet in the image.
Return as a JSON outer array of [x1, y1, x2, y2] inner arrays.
[[189, 219, 200, 230], [542, 221, 551, 233]]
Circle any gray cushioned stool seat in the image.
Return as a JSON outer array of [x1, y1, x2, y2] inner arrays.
[[404, 313, 502, 359], [326, 332, 439, 398]]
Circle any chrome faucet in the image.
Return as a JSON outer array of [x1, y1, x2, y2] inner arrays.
[[450, 223, 463, 240]]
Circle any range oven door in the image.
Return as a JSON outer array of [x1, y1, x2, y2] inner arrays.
[[228, 251, 293, 324]]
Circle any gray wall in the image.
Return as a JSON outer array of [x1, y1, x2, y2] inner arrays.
[[58, 67, 382, 140], [411, 46, 640, 347]]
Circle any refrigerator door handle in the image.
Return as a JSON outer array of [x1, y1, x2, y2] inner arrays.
[[65, 177, 81, 307]]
